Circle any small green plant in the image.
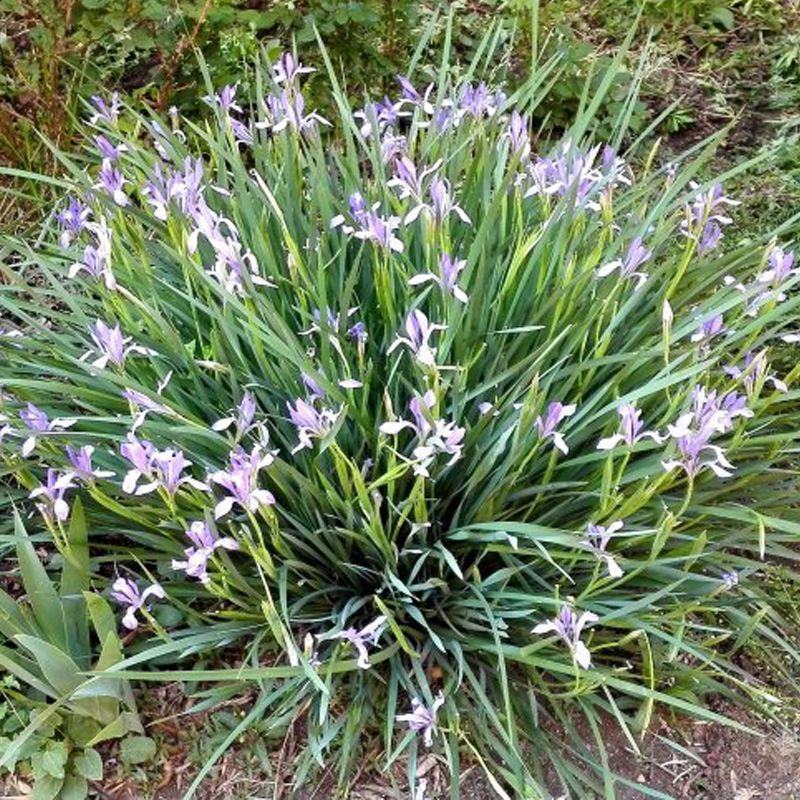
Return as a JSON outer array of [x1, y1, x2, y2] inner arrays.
[[0, 507, 150, 799]]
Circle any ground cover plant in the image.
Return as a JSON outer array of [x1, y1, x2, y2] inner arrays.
[[1, 35, 800, 799]]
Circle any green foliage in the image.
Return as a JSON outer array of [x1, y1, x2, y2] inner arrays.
[[0, 508, 153, 798], [1, 37, 799, 795]]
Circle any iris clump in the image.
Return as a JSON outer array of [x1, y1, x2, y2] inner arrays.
[[2, 48, 800, 798]]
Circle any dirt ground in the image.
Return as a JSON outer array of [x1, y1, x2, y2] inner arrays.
[[5, 695, 800, 800]]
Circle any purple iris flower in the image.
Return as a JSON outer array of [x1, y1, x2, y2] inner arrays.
[[66, 445, 115, 482], [409, 253, 468, 304], [758, 245, 796, 285], [86, 319, 152, 369], [524, 142, 605, 208], [327, 616, 387, 669], [121, 440, 209, 496], [532, 605, 599, 669], [287, 398, 340, 453], [388, 157, 440, 202], [682, 182, 739, 253], [212, 390, 258, 436], [330, 196, 404, 253], [203, 84, 242, 114], [387, 310, 446, 367], [724, 350, 787, 395], [663, 426, 735, 479], [698, 222, 723, 253], [396, 693, 445, 747], [358, 210, 404, 252], [347, 321, 368, 343], [30, 469, 76, 524], [56, 197, 91, 248], [690, 314, 726, 344], [662, 385, 748, 479], [354, 96, 408, 137], [142, 162, 184, 221], [69, 219, 115, 289], [229, 118, 254, 146], [122, 388, 171, 432], [269, 90, 330, 134], [404, 176, 471, 227], [172, 521, 238, 584], [119, 433, 158, 494], [19, 403, 75, 457], [146, 449, 209, 497], [88, 92, 121, 125], [597, 237, 652, 286], [504, 110, 530, 160], [94, 135, 126, 161], [299, 305, 360, 338], [96, 160, 128, 206], [722, 571, 739, 590], [458, 82, 503, 119], [582, 521, 624, 578], [380, 391, 465, 477], [396, 75, 435, 113], [380, 132, 408, 164], [597, 402, 662, 450], [272, 52, 315, 85], [382, 390, 436, 439], [301, 373, 325, 401], [205, 230, 274, 295], [110, 577, 165, 630], [534, 401, 576, 455], [209, 444, 277, 519]]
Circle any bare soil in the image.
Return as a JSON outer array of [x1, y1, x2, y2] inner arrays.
[[6, 691, 799, 800]]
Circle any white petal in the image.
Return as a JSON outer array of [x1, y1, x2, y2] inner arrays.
[[214, 497, 235, 519], [596, 260, 621, 277], [574, 641, 592, 670], [532, 621, 556, 635], [452, 286, 469, 304], [380, 421, 411, 435], [605, 556, 624, 579], [122, 470, 141, 494], [122, 608, 139, 630]]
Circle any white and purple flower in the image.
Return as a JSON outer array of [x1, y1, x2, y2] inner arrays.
[[534, 401, 576, 455], [387, 310, 446, 368], [85, 320, 153, 370], [110, 577, 165, 630], [172, 521, 239, 584], [287, 398, 341, 453], [409, 253, 469, 304], [532, 605, 599, 670], [327, 616, 388, 669], [582, 521, 624, 578], [209, 444, 277, 519], [30, 469, 76, 524], [597, 402, 663, 450], [19, 403, 75, 457], [66, 445, 115, 482], [596, 237, 652, 286], [396, 693, 445, 747]]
